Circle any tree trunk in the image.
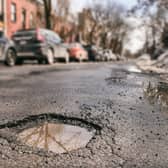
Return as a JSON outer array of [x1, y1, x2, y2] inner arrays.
[[43, 0, 52, 29]]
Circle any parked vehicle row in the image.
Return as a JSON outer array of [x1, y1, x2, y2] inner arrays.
[[0, 28, 117, 67], [83, 45, 119, 62]]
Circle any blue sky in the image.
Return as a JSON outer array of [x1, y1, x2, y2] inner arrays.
[[71, 0, 138, 13]]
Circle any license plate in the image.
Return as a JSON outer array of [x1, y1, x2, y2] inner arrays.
[[20, 40, 27, 45], [17, 52, 34, 56]]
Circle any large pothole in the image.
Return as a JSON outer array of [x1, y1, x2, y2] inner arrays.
[[0, 114, 101, 154], [17, 122, 95, 154]]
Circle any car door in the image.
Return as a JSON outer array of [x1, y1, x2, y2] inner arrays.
[[45, 30, 54, 47], [0, 37, 7, 61], [51, 32, 62, 58]]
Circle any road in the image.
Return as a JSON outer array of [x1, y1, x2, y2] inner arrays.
[[0, 62, 168, 168]]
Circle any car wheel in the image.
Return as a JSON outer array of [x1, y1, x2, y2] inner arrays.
[[5, 49, 16, 66], [46, 49, 54, 65]]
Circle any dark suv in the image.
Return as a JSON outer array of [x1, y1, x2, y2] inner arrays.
[[12, 28, 69, 64], [83, 45, 98, 61], [0, 31, 17, 66]]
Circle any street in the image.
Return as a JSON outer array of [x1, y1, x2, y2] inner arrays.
[[0, 62, 168, 168]]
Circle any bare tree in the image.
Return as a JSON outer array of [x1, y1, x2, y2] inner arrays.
[[129, 0, 168, 57], [82, 1, 126, 54], [89, 3, 105, 44], [100, 2, 126, 53]]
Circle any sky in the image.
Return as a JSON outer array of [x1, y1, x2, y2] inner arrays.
[[71, 0, 138, 13]]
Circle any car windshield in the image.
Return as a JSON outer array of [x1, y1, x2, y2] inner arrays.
[[48, 30, 62, 43], [70, 43, 83, 48]]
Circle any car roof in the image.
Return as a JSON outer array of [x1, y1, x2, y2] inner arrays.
[[16, 28, 47, 32], [13, 29, 62, 41], [13, 28, 58, 35]]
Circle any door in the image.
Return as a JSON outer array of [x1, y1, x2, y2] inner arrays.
[[0, 35, 6, 60], [50, 31, 61, 58]]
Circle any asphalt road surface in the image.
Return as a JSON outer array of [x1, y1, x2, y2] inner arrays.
[[0, 62, 168, 168]]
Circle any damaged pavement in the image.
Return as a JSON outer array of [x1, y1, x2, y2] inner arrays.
[[0, 62, 168, 168]]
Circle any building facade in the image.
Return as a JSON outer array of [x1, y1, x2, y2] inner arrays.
[[78, 9, 94, 44], [0, 0, 43, 38], [52, 14, 77, 43], [0, 0, 4, 29]]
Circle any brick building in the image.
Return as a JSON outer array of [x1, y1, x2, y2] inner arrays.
[[53, 19, 76, 43], [0, 0, 44, 38], [52, 13, 78, 43]]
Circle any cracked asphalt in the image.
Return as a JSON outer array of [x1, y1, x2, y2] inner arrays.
[[0, 62, 168, 168]]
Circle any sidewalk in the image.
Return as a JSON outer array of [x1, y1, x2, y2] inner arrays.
[[136, 55, 168, 74]]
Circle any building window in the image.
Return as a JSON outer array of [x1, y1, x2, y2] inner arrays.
[[11, 3, 16, 22], [0, 0, 4, 21], [21, 9, 26, 29], [30, 12, 34, 28]]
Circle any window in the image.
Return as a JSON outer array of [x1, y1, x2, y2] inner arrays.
[[30, 12, 34, 28], [11, 3, 16, 22], [0, 0, 2, 14], [21, 9, 26, 29], [0, 0, 4, 21], [48, 31, 61, 44]]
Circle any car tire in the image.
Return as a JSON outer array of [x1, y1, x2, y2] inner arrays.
[[46, 49, 54, 65], [5, 48, 16, 67]]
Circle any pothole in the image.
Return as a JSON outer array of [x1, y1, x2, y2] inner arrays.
[[144, 81, 168, 108], [17, 122, 95, 154], [0, 114, 101, 154], [127, 65, 142, 73]]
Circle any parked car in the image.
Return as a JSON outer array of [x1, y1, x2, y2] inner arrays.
[[68, 43, 88, 62], [96, 49, 117, 61], [95, 49, 104, 61], [12, 28, 69, 65], [0, 31, 17, 66], [103, 49, 117, 61], [83, 45, 98, 61]]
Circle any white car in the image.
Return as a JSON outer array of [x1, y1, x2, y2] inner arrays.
[[0, 31, 17, 66], [103, 50, 117, 61], [96, 49, 117, 61], [95, 49, 104, 61]]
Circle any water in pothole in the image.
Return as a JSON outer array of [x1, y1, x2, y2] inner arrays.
[[17, 122, 95, 154], [144, 81, 168, 108]]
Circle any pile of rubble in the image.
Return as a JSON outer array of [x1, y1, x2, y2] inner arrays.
[[136, 51, 168, 74]]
